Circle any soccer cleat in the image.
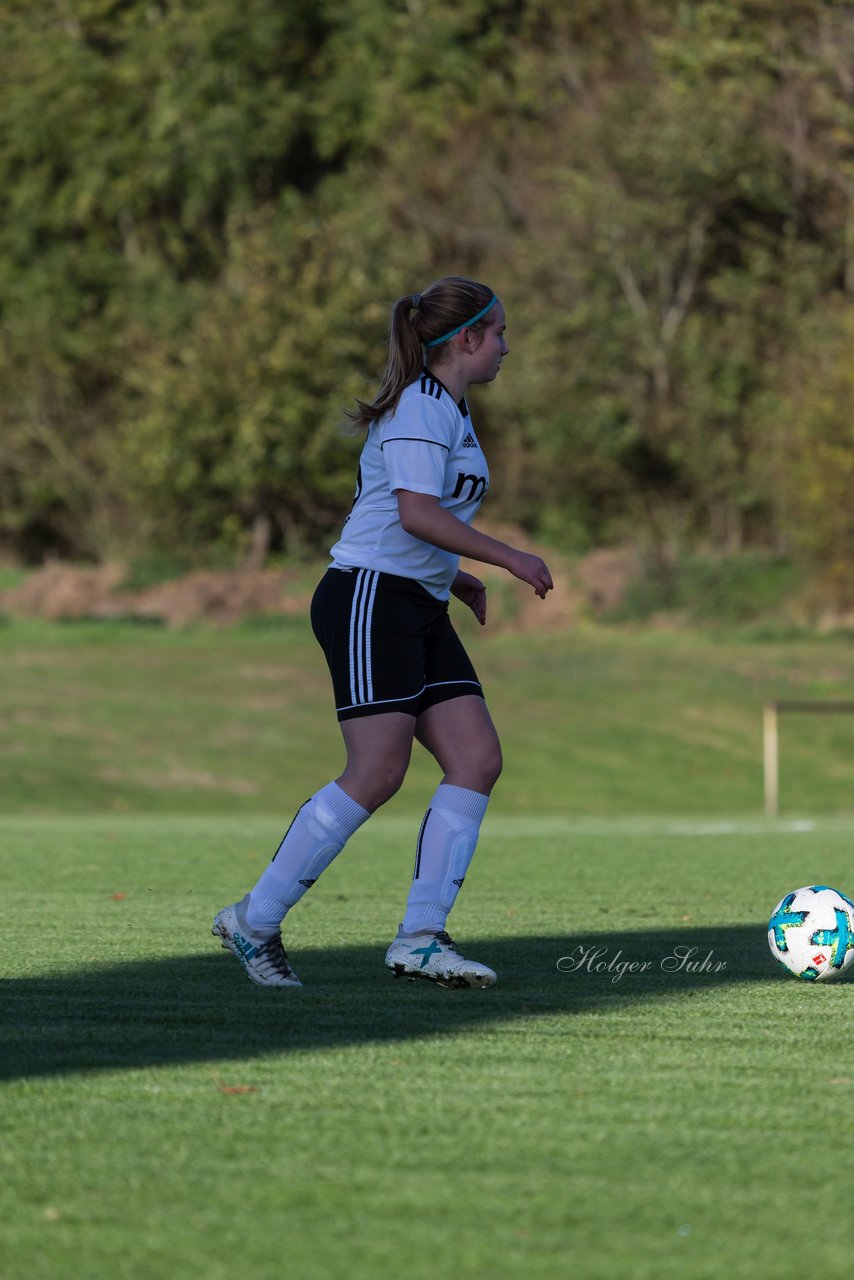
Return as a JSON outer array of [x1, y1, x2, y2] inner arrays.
[[211, 895, 302, 988], [385, 929, 496, 989]]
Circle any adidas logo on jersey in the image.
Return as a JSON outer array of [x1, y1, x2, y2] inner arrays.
[[462, 432, 478, 448]]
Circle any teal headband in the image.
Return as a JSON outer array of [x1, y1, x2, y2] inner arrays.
[[423, 295, 497, 348]]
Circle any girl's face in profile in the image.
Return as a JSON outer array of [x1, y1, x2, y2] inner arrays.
[[466, 301, 508, 385]]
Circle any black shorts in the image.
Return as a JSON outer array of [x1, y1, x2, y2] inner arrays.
[[310, 567, 484, 721]]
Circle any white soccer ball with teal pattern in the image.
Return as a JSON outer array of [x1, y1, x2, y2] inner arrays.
[[768, 885, 854, 982]]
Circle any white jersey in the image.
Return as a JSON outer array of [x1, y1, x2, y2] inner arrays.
[[329, 371, 490, 600]]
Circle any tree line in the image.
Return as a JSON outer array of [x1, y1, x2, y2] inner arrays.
[[2, 0, 854, 602]]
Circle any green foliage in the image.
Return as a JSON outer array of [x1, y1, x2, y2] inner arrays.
[[771, 302, 854, 607], [2, 0, 854, 601], [612, 551, 806, 624]]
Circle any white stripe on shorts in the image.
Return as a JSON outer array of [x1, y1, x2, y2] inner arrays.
[[363, 571, 379, 701], [348, 569, 379, 706]]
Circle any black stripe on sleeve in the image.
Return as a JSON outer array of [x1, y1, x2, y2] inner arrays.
[[380, 437, 450, 452]]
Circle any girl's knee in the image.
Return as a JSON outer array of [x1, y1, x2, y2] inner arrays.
[[372, 764, 408, 808], [448, 737, 502, 794], [339, 761, 408, 813], [487, 742, 503, 787], [477, 740, 503, 792]]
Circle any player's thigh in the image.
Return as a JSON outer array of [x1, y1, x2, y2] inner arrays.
[[337, 711, 417, 811], [415, 695, 503, 792]]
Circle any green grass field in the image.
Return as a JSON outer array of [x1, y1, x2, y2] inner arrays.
[[3, 618, 854, 1279]]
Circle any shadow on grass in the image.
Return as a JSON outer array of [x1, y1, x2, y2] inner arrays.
[[0, 924, 794, 1082]]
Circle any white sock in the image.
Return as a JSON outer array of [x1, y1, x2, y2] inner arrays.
[[245, 782, 370, 936], [401, 784, 490, 935]]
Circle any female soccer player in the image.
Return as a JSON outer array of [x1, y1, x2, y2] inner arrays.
[[212, 276, 553, 989]]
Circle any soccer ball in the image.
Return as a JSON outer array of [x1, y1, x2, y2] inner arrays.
[[768, 885, 854, 982]]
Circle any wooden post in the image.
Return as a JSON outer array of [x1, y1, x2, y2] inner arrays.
[[763, 703, 779, 818]]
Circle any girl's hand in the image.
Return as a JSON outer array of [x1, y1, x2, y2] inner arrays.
[[506, 550, 553, 599], [451, 570, 488, 625]]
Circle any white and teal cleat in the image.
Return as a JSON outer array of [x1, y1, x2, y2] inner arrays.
[[212, 895, 302, 988], [385, 929, 496, 989]]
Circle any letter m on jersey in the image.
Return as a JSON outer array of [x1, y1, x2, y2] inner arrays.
[[452, 472, 488, 502]]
